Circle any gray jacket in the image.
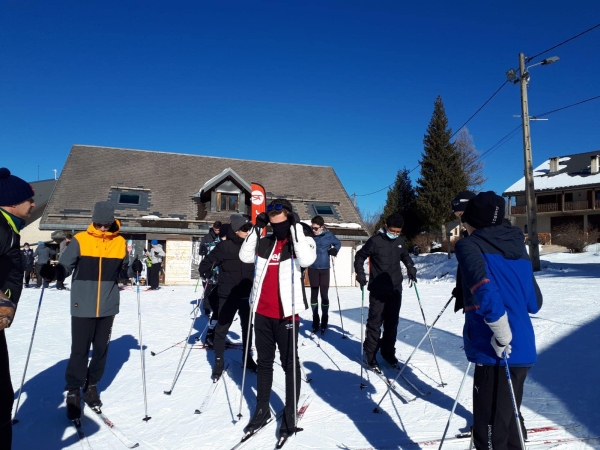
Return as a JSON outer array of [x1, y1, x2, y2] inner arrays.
[[34, 243, 56, 265]]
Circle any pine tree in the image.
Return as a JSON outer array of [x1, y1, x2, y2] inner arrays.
[[416, 96, 467, 231], [379, 167, 422, 238]]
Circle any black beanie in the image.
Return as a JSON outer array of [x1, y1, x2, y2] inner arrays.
[[0, 168, 35, 206], [92, 201, 115, 223], [451, 191, 476, 213], [461, 191, 505, 229]]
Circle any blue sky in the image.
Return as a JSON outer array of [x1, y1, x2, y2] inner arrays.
[[1, 1, 599, 215]]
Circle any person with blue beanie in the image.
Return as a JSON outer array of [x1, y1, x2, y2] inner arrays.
[[145, 239, 165, 290]]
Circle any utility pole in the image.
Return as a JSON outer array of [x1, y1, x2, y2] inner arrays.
[[519, 52, 541, 271]]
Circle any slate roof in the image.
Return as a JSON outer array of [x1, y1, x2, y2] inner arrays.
[[503, 150, 600, 195], [41, 145, 367, 237]]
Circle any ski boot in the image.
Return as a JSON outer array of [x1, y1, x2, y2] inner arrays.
[[320, 315, 328, 335], [244, 402, 271, 435], [277, 404, 303, 445], [311, 315, 320, 334], [212, 357, 225, 382], [381, 352, 399, 369], [83, 383, 102, 408], [365, 354, 382, 375], [66, 388, 82, 420], [204, 327, 215, 348]]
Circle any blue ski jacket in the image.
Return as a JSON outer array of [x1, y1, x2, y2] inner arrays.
[[454, 224, 543, 366], [309, 230, 341, 270]]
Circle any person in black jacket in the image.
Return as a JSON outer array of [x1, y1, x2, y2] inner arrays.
[[21, 242, 34, 287], [354, 213, 417, 372], [198, 215, 256, 380], [0, 167, 36, 449], [451, 191, 476, 313]]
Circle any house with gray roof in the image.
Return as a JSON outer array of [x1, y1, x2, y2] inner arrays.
[[41, 145, 368, 285], [502, 150, 600, 244]]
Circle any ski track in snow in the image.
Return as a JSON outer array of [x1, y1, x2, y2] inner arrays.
[[7, 251, 600, 449]]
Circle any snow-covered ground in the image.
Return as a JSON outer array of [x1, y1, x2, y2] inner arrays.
[[7, 251, 600, 449]]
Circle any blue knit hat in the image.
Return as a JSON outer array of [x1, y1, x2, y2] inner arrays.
[[0, 168, 35, 206], [151, 239, 158, 245]]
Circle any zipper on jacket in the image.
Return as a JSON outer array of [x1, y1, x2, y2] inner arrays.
[[96, 238, 103, 317]]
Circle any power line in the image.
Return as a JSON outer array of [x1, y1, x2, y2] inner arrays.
[[480, 125, 522, 160], [526, 23, 600, 63], [450, 80, 509, 139], [534, 95, 600, 118]]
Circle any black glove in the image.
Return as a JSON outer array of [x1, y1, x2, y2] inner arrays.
[[406, 265, 417, 282], [255, 212, 269, 229], [328, 247, 338, 257], [356, 272, 367, 287], [132, 258, 143, 273], [40, 263, 56, 281], [452, 286, 460, 298]]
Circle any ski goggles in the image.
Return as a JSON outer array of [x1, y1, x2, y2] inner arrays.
[[266, 203, 290, 213]]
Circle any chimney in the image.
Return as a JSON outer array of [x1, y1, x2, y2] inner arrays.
[[591, 155, 600, 175], [549, 156, 559, 174]]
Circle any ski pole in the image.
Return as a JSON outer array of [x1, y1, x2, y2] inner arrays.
[[150, 338, 186, 356], [330, 257, 347, 339], [237, 253, 258, 419], [504, 353, 526, 450], [414, 283, 446, 387], [164, 281, 210, 395], [12, 284, 45, 424], [291, 252, 298, 434], [374, 295, 453, 412], [438, 362, 471, 449], [360, 286, 367, 389], [136, 272, 151, 421]]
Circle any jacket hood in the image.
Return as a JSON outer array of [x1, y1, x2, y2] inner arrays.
[[86, 219, 121, 239], [152, 243, 164, 250], [227, 225, 245, 244], [471, 224, 525, 260]]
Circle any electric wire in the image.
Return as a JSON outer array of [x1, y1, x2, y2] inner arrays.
[[526, 23, 600, 63]]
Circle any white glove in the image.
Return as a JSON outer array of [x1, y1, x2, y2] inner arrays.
[[486, 312, 512, 358]]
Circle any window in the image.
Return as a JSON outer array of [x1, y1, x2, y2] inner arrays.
[[313, 205, 334, 215], [119, 193, 141, 205], [565, 193, 574, 202], [217, 193, 238, 211]]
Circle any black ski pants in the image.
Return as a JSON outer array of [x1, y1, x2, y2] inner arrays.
[[472, 364, 529, 450], [149, 262, 161, 289], [24, 268, 32, 286], [0, 330, 13, 450], [308, 268, 330, 319], [65, 315, 115, 391], [254, 313, 301, 410], [213, 295, 252, 360], [35, 264, 47, 288], [363, 289, 402, 359], [205, 282, 219, 318]]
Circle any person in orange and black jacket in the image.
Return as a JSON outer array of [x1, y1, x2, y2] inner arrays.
[[0, 167, 36, 450], [41, 201, 126, 422]]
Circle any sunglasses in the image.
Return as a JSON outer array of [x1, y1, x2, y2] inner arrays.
[[94, 222, 113, 229], [266, 204, 289, 212], [311, 227, 321, 231]]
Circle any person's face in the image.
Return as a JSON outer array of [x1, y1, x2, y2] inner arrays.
[[387, 226, 402, 236], [24, 245, 29, 250], [93, 222, 113, 232], [236, 229, 249, 239], [213, 227, 220, 235], [269, 211, 287, 224], [311, 224, 324, 235], [3, 197, 35, 220]]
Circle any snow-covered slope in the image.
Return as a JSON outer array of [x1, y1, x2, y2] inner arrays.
[[6, 251, 600, 449]]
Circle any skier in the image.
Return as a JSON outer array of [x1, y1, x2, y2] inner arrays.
[[199, 221, 222, 327], [307, 215, 341, 334], [33, 241, 55, 288], [0, 167, 35, 449], [145, 239, 165, 290], [239, 199, 316, 440], [353, 213, 417, 372], [450, 190, 476, 312], [40, 201, 127, 421], [199, 215, 256, 380], [21, 242, 34, 287], [455, 191, 543, 449], [57, 234, 72, 290]]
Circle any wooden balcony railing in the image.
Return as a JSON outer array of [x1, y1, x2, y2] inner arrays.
[[511, 205, 526, 215], [564, 201, 589, 211], [537, 203, 559, 212]]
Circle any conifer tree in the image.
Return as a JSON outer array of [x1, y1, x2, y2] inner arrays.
[[378, 167, 422, 238], [416, 96, 467, 230]]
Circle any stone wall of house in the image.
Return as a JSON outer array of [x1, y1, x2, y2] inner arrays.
[[165, 238, 193, 285]]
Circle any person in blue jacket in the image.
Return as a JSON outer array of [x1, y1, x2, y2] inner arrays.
[[455, 191, 543, 450], [308, 215, 341, 333]]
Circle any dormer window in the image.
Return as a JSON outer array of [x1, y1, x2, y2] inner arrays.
[[218, 193, 239, 211], [119, 193, 141, 205]]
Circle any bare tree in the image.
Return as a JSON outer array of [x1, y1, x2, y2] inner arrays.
[[357, 206, 382, 236], [454, 127, 487, 192]]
